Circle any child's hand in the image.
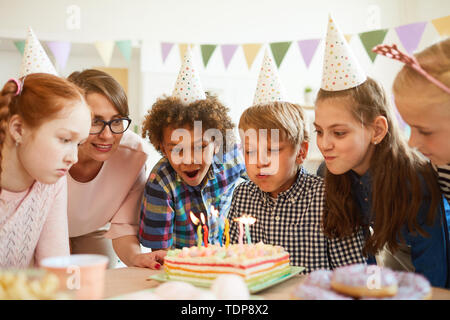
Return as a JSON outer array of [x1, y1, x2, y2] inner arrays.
[[132, 250, 167, 270]]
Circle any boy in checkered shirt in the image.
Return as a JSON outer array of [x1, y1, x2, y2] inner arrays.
[[228, 102, 366, 273]]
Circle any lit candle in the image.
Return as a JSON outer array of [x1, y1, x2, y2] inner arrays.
[[190, 211, 202, 247], [237, 220, 244, 245], [234, 215, 256, 245], [224, 218, 230, 248], [200, 212, 208, 247]]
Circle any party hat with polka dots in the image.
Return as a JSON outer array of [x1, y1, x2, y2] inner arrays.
[[172, 48, 206, 104], [19, 27, 58, 77], [253, 48, 287, 105], [321, 14, 366, 91]]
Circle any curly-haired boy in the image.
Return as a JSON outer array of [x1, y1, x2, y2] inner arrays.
[[138, 94, 246, 252]]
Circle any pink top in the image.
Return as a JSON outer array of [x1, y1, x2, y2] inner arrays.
[[0, 177, 70, 268], [67, 131, 150, 239]]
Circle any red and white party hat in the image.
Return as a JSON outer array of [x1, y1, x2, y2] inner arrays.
[[172, 48, 206, 104], [253, 48, 287, 105], [19, 27, 58, 77], [321, 14, 366, 91]]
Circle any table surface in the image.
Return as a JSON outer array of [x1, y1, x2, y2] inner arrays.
[[104, 267, 450, 300]]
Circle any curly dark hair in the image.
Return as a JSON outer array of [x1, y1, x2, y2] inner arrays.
[[142, 95, 236, 155]]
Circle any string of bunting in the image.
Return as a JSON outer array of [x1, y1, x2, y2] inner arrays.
[[6, 14, 450, 72]]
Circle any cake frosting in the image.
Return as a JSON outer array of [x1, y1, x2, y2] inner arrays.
[[163, 242, 290, 286]]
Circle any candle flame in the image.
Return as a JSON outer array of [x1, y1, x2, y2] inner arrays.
[[200, 212, 206, 225], [190, 211, 200, 225], [234, 214, 256, 225]]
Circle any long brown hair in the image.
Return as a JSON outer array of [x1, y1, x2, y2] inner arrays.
[[318, 77, 441, 256], [0, 73, 86, 191]]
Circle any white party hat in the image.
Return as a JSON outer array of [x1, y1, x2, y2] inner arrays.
[[253, 48, 287, 105], [172, 48, 206, 104], [19, 27, 58, 77], [321, 14, 366, 91]]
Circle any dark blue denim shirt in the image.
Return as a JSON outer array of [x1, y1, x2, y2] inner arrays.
[[349, 170, 450, 288]]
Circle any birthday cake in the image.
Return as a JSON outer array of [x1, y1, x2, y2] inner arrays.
[[163, 242, 291, 286]]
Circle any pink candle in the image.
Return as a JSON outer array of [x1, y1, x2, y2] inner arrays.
[[238, 221, 244, 245]]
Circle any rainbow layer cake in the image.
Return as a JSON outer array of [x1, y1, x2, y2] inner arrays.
[[164, 242, 290, 286]]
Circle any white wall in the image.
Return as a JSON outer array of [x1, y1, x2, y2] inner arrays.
[[1, 0, 449, 172]]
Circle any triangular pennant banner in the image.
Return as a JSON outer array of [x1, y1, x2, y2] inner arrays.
[[270, 42, 292, 68], [161, 42, 174, 63], [297, 39, 321, 68], [359, 29, 389, 62], [116, 40, 132, 62], [242, 43, 262, 69], [14, 40, 26, 55], [179, 43, 193, 62], [395, 21, 427, 55], [344, 34, 353, 43], [220, 44, 239, 69], [200, 44, 217, 67], [431, 15, 450, 37], [95, 41, 115, 66], [46, 41, 71, 70]]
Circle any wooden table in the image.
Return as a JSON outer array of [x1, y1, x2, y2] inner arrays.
[[103, 267, 450, 300]]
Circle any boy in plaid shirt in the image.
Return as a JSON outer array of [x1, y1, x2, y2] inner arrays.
[[229, 102, 366, 273], [138, 95, 246, 255]]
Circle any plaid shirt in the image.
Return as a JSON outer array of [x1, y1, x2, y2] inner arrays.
[[228, 167, 366, 273], [139, 144, 246, 249]]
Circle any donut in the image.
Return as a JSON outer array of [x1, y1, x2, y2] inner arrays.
[[331, 264, 398, 298], [301, 269, 333, 289], [292, 284, 353, 300], [154, 281, 200, 300], [362, 272, 431, 300]]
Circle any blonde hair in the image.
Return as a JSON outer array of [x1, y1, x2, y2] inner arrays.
[[238, 101, 310, 147], [393, 38, 450, 105]]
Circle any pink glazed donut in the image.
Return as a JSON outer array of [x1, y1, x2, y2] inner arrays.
[[331, 264, 398, 298], [301, 269, 333, 289], [362, 272, 432, 300]]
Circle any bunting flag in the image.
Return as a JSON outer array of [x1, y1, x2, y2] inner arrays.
[[116, 40, 132, 62], [242, 43, 262, 69], [359, 29, 389, 62], [161, 42, 174, 63], [46, 41, 71, 70], [220, 44, 239, 69], [95, 41, 115, 66], [297, 39, 321, 68], [344, 34, 353, 43], [395, 21, 427, 55], [200, 44, 217, 67], [14, 40, 26, 55], [269, 41, 292, 68], [431, 15, 450, 37], [178, 43, 192, 62]]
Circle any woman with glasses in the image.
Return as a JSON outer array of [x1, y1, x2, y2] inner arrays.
[[66, 69, 166, 269]]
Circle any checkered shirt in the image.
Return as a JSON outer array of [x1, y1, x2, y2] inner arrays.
[[139, 143, 246, 249], [228, 167, 366, 273]]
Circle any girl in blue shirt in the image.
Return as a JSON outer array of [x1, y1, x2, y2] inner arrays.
[[313, 77, 449, 288]]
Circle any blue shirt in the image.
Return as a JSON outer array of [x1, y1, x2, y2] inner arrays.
[[349, 170, 450, 288]]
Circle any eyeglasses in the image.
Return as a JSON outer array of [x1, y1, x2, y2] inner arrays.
[[90, 117, 131, 135]]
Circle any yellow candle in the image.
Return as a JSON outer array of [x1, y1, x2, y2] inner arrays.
[[224, 218, 230, 248]]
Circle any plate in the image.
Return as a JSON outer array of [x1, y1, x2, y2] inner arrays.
[[148, 266, 304, 294]]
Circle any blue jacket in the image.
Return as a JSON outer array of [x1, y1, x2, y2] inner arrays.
[[349, 170, 450, 288]]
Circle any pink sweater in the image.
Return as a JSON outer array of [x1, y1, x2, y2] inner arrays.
[[0, 177, 70, 268]]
